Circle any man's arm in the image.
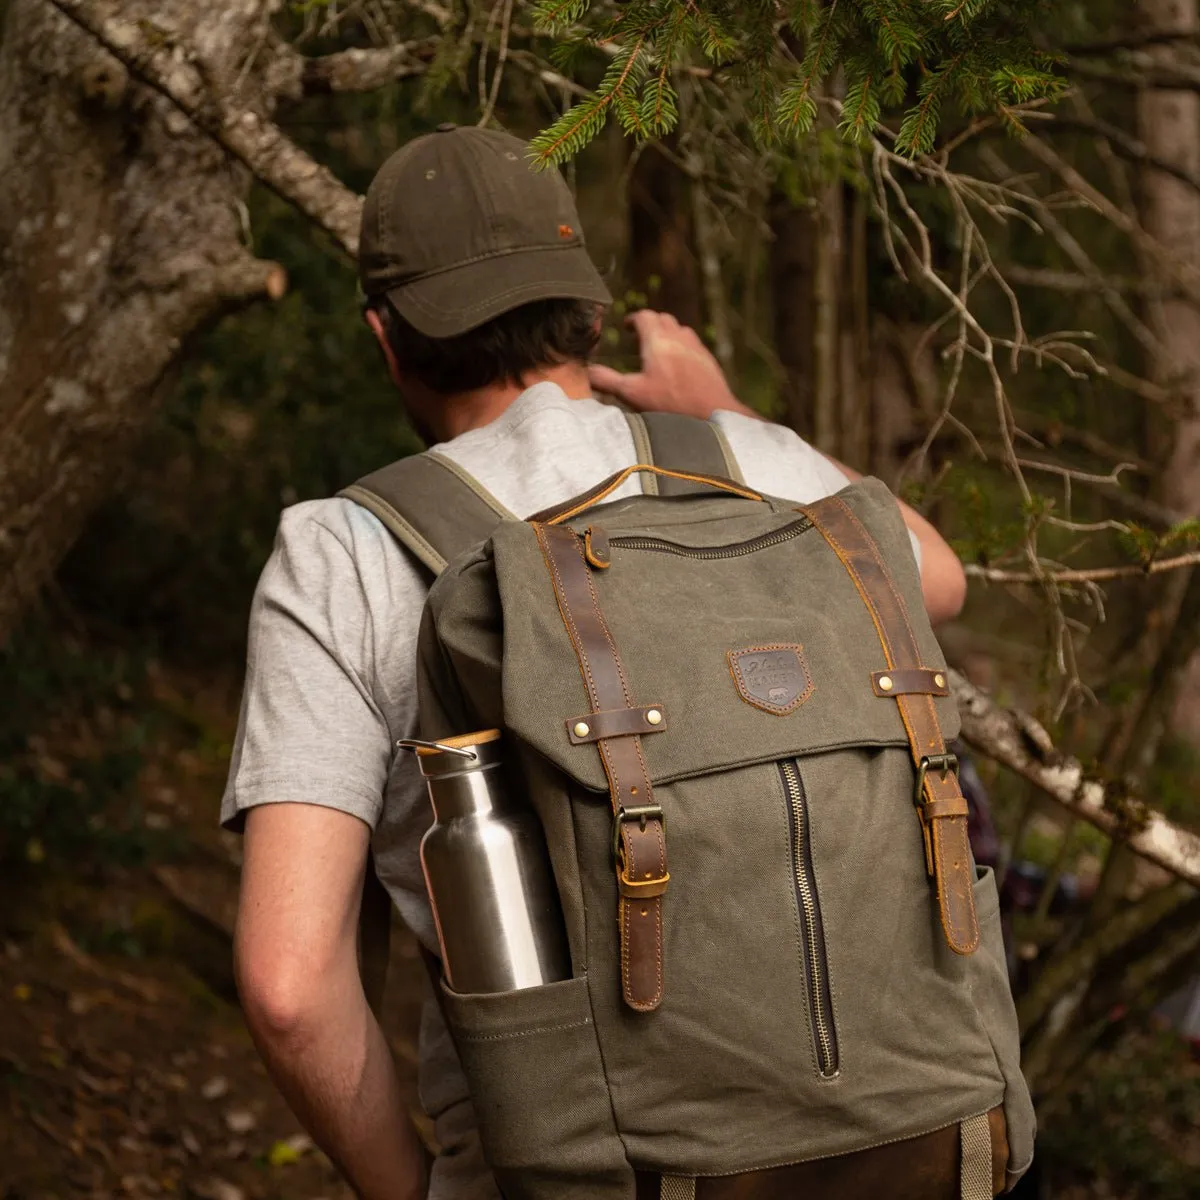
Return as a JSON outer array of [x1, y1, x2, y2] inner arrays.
[[236, 801, 426, 1200], [589, 310, 967, 626]]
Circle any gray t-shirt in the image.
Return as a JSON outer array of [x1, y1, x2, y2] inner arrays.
[[221, 383, 907, 1197]]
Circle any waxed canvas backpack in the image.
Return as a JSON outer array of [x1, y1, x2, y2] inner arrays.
[[342, 411, 1035, 1200]]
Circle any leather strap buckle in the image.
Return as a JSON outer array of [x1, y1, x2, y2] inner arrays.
[[612, 804, 665, 862], [914, 752, 959, 807]]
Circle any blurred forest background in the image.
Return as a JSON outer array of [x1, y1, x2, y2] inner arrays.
[[2, 0, 1200, 1197]]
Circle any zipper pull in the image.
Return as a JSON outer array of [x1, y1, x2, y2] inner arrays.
[[584, 525, 611, 570]]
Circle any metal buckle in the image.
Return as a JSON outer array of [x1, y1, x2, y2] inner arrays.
[[611, 804, 664, 862], [914, 752, 959, 806]]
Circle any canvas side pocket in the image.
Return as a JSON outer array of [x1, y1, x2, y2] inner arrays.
[[970, 867, 1037, 1190], [440, 975, 631, 1200]]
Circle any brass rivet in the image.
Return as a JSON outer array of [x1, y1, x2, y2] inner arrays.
[[879, 675, 894, 692], [934, 673, 946, 689], [646, 708, 663, 726], [573, 721, 590, 738]]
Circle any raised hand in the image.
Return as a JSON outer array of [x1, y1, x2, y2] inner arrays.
[[589, 309, 754, 420]]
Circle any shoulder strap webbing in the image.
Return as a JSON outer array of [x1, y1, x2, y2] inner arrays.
[[339, 452, 513, 1012], [799, 492, 981, 957], [338, 451, 515, 575], [628, 411, 744, 492]]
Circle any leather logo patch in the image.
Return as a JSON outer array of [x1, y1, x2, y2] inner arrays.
[[727, 644, 814, 715]]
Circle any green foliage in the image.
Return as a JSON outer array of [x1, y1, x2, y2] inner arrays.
[[528, 0, 1066, 166], [0, 626, 160, 871]]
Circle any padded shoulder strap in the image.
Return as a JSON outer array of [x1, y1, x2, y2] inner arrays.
[[339, 451, 515, 575], [629, 411, 745, 492]]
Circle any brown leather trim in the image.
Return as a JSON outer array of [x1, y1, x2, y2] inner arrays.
[[584, 525, 611, 569], [800, 495, 980, 956], [727, 644, 815, 716], [534, 522, 667, 1011], [618, 872, 670, 898], [634, 1105, 1009, 1199], [566, 705, 666, 744], [871, 667, 950, 697], [923, 797, 970, 821], [530, 465, 763, 525]]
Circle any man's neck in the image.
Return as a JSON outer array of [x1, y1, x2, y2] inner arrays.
[[435, 362, 592, 441]]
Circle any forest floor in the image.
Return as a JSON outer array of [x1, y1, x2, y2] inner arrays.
[[0, 660, 1197, 1199], [0, 664, 425, 1200]]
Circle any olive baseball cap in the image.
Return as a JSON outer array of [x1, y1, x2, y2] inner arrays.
[[358, 124, 612, 337]]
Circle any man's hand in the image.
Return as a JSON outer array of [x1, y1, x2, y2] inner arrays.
[[589, 309, 754, 420], [590, 308, 967, 626], [236, 803, 425, 1200]]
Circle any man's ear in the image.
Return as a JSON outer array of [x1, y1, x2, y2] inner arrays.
[[364, 304, 404, 389]]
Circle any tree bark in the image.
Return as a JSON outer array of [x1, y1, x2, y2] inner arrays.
[[767, 189, 818, 442], [0, 0, 287, 645], [627, 138, 702, 328], [1138, 0, 1200, 741]]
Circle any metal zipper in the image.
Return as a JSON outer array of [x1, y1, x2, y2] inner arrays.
[[779, 759, 839, 1078], [607, 516, 813, 561]]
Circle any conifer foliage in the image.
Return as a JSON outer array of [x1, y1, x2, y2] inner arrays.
[[529, 0, 1064, 164]]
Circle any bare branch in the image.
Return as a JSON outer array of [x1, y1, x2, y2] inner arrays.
[[290, 40, 437, 95], [1049, 115, 1200, 197], [952, 672, 1200, 888], [1066, 54, 1200, 93], [965, 552, 1200, 585], [48, 0, 363, 257], [1003, 265, 1161, 296], [1023, 134, 1200, 308], [1062, 30, 1200, 54]]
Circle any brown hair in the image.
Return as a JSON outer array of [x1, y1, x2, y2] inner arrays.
[[370, 296, 601, 394]]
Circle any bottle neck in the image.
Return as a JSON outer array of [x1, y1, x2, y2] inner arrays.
[[426, 763, 508, 822]]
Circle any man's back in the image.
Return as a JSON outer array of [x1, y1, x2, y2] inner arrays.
[[222, 382, 859, 1196]]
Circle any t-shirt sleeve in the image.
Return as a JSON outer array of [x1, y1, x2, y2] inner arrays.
[[220, 508, 393, 832], [711, 410, 922, 570]]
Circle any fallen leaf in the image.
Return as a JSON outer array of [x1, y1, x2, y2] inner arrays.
[[13, 984, 31, 1002], [192, 1180, 244, 1200], [224, 1109, 256, 1136], [200, 1075, 229, 1101], [267, 1140, 301, 1167], [180, 1128, 201, 1156]]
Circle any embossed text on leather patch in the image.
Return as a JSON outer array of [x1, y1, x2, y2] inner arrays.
[[727, 644, 814, 715]]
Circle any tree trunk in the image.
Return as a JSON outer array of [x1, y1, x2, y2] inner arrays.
[[0, 0, 282, 645], [627, 138, 702, 328], [767, 188, 818, 442], [1138, 0, 1200, 741]]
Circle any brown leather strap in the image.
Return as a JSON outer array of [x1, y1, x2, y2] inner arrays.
[[634, 1106, 1008, 1199], [534, 521, 667, 1011], [800, 495, 980, 956], [566, 705, 666, 744], [871, 667, 950, 697]]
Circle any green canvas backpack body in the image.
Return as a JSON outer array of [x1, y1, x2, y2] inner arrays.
[[342, 412, 1035, 1200]]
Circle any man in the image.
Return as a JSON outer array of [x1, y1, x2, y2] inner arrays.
[[223, 124, 967, 1200]]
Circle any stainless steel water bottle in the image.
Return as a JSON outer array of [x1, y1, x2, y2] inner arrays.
[[400, 730, 571, 994]]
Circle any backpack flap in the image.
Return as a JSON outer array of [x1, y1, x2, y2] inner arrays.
[[492, 479, 958, 794]]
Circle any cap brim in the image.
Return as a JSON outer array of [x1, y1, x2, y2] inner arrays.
[[382, 245, 613, 338]]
